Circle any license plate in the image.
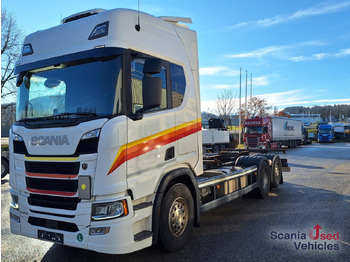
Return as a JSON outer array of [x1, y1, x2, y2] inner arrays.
[[38, 230, 64, 244]]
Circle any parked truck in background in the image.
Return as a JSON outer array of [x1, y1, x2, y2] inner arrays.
[[345, 125, 350, 139], [301, 126, 312, 145], [9, 8, 289, 254], [202, 118, 230, 153], [244, 116, 302, 149], [318, 124, 334, 143], [333, 123, 345, 141]]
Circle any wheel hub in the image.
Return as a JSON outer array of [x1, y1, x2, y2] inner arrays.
[[169, 197, 188, 236]]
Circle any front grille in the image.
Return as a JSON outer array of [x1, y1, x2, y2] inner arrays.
[[28, 194, 80, 210], [28, 217, 79, 232], [25, 162, 80, 174], [26, 177, 78, 192], [247, 137, 259, 147]]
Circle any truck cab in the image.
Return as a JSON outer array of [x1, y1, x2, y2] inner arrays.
[[10, 8, 203, 254], [243, 117, 272, 149], [318, 124, 334, 143]]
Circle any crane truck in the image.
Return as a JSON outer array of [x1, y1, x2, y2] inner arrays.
[[202, 118, 230, 153], [9, 8, 289, 254]]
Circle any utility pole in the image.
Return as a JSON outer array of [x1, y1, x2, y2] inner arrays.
[[250, 73, 252, 100], [245, 70, 248, 120], [239, 68, 242, 148]]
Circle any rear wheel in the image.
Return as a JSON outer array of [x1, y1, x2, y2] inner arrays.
[[235, 156, 271, 198], [220, 144, 226, 151], [256, 160, 271, 199], [159, 183, 194, 252], [254, 154, 282, 188], [213, 145, 219, 154], [270, 156, 282, 188]]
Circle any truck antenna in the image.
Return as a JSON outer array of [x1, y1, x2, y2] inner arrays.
[[135, 0, 141, 31]]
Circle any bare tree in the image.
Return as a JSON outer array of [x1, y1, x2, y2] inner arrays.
[[243, 96, 269, 118], [1, 8, 23, 101], [216, 89, 237, 125]]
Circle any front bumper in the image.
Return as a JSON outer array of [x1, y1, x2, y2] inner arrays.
[[10, 193, 153, 254]]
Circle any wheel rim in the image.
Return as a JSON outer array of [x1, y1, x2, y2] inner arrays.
[[168, 197, 188, 236], [1, 163, 5, 175], [262, 169, 269, 192], [274, 163, 280, 181]]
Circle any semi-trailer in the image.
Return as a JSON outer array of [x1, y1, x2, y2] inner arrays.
[[244, 116, 302, 149]]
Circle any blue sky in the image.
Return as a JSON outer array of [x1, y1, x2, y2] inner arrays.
[[3, 0, 350, 113]]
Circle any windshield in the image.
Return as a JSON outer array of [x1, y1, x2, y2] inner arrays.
[[16, 57, 122, 121], [244, 126, 263, 135], [319, 129, 332, 134]]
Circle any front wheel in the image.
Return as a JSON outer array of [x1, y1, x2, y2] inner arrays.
[[159, 183, 194, 252], [1, 158, 9, 178]]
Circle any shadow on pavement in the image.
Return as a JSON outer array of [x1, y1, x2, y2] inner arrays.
[[39, 182, 350, 262]]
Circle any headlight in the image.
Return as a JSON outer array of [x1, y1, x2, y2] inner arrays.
[[81, 129, 100, 140], [12, 133, 23, 142], [91, 200, 128, 221]]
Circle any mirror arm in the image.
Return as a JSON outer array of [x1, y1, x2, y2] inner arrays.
[[130, 110, 143, 121]]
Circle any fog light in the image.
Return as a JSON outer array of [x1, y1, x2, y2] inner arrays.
[[10, 212, 20, 223], [89, 227, 111, 235]]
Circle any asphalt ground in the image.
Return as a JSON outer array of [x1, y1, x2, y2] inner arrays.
[[1, 142, 350, 261]]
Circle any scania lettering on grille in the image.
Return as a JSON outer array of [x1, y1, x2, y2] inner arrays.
[[31, 135, 69, 146]]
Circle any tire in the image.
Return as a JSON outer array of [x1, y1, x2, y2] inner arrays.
[[270, 156, 282, 188], [159, 183, 194, 252], [1, 158, 9, 178], [254, 154, 282, 188], [255, 160, 271, 199], [236, 156, 271, 199], [220, 144, 226, 151]]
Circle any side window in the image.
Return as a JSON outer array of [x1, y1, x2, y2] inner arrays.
[[131, 58, 167, 114], [170, 63, 186, 108]]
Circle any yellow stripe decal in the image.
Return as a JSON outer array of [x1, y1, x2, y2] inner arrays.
[[107, 118, 202, 175], [24, 156, 79, 162]]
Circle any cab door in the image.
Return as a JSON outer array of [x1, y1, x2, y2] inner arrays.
[[126, 56, 175, 199]]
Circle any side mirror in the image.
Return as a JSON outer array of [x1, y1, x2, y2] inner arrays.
[[141, 76, 162, 112], [16, 72, 25, 87], [143, 58, 163, 74]]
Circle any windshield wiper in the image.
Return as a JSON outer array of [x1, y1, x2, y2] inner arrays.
[[19, 112, 98, 122], [48, 112, 98, 119]]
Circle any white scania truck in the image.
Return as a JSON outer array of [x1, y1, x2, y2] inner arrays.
[[9, 8, 289, 254]]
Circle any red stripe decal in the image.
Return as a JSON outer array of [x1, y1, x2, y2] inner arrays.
[[25, 171, 78, 179], [107, 121, 201, 175], [26, 187, 76, 196]]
